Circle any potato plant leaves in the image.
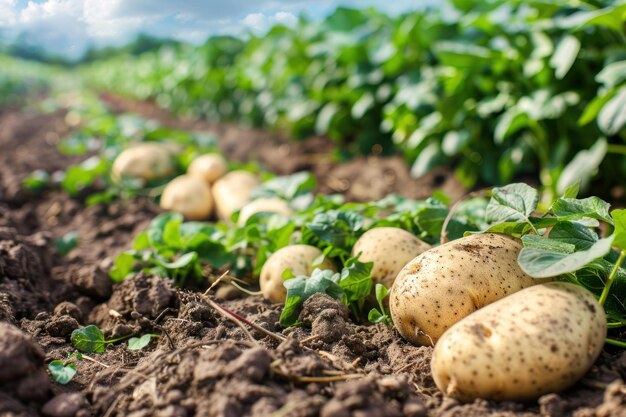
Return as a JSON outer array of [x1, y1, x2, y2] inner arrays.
[[486, 183, 539, 225], [48, 361, 77, 385], [71, 325, 106, 354], [128, 334, 155, 350], [279, 269, 343, 327]]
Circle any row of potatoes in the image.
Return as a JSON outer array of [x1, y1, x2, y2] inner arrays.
[[111, 143, 291, 223], [261, 231, 606, 403], [113, 144, 606, 403]]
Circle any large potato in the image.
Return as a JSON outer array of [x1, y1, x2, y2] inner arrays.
[[352, 227, 430, 288], [188, 153, 228, 184], [237, 198, 293, 226], [390, 233, 541, 345], [260, 245, 336, 303], [111, 143, 175, 185], [160, 175, 213, 220], [431, 282, 606, 401], [212, 171, 259, 221]]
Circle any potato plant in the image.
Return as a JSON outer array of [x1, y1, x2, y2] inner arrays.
[[79, 2, 626, 195]]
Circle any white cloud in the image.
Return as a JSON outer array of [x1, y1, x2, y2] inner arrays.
[[0, 0, 438, 58], [0, 0, 17, 26], [241, 11, 296, 33]]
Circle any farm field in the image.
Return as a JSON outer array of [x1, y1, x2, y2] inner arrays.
[[1, 1, 626, 417]]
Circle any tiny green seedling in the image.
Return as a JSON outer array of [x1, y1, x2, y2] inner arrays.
[[368, 284, 392, 325], [71, 325, 158, 354]]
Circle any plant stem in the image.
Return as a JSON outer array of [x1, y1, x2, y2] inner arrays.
[[605, 337, 626, 348], [599, 250, 626, 306], [607, 144, 626, 156]]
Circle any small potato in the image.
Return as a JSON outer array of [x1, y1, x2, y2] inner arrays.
[[352, 227, 431, 288], [237, 198, 293, 226], [187, 153, 228, 184], [160, 175, 213, 220], [431, 282, 606, 401], [212, 171, 260, 221], [260, 245, 336, 303], [390, 233, 542, 346], [112, 143, 175, 185]]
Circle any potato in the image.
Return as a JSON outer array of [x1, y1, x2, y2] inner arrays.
[[260, 245, 336, 303], [160, 175, 213, 220], [431, 282, 606, 401], [187, 153, 228, 184], [352, 227, 431, 288], [237, 198, 293, 226], [390, 233, 542, 346], [111, 143, 175, 185], [212, 171, 260, 221]]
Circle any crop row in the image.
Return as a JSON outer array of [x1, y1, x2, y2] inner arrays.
[[78, 1, 626, 197]]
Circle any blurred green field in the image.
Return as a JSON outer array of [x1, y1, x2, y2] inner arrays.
[[2, 0, 625, 197]]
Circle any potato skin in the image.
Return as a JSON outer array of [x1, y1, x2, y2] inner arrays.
[[188, 153, 228, 184], [260, 245, 336, 303], [112, 143, 174, 184], [160, 175, 213, 220], [237, 198, 293, 226], [390, 233, 541, 345], [431, 282, 606, 401], [211, 171, 260, 221], [352, 227, 431, 288]]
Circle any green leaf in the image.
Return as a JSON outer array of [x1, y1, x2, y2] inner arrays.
[[279, 269, 343, 327], [158, 251, 198, 270], [411, 142, 441, 178], [518, 235, 614, 278], [548, 221, 600, 251], [48, 361, 77, 385], [23, 170, 49, 191], [612, 209, 626, 251], [561, 182, 580, 199], [54, 231, 79, 256], [302, 210, 364, 259], [598, 87, 626, 135], [557, 138, 607, 194], [71, 325, 106, 354], [549, 35, 580, 80], [338, 258, 373, 304], [486, 183, 539, 224], [375, 283, 389, 303], [109, 252, 135, 283], [251, 172, 316, 202], [597, 61, 626, 89], [368, 308, 385, 323], [128, 334, 153, 350], [551, 197, 612, 225]]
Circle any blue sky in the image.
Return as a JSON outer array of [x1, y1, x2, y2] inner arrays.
[[0, 0, 439, 57]]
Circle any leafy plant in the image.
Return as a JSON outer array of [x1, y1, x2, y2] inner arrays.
[[54, 231, 79, 256], [368, 284, 392, 325], [480, 183, 626, 336]]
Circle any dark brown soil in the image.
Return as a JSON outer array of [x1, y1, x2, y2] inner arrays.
[[0, 102, 624, 417]]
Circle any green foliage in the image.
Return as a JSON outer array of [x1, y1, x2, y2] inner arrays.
[[79, 1, 626, 193], [128, 334, 158, 350], [279, 258, 374, 327], [54, 231, 79, 256], [48, 360, 77, 385], [71, 325, 107, 354], [483, 183, 626, 329], [368, 284, 392, 325]]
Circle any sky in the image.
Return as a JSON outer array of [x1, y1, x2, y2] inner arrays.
[[0, 0, 438, 58]]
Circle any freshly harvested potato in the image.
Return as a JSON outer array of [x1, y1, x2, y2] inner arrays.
[[390, 233, 542, 346], [431, 282, 606, 401], [112, 143, 175, 185], [237, 198, 293, 226], [352, 227, 431, 288], [160, 175, 213, 220], [187, 153, 228, 184], [260, 245, 336, 303], [212, 171, 260, 221]]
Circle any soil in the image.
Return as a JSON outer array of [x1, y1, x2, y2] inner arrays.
[[0, 100, 624, 417]]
